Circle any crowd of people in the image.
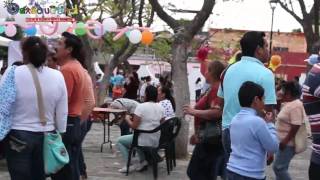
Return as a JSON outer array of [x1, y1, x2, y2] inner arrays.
[[0, 29, 318, 180], [185, 31, 317, 180]]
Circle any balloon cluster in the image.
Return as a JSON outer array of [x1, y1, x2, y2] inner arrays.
[[0, 14, 154, 45], [269, 55, 282, 71]]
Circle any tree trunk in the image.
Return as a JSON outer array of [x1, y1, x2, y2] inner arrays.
[[172, 33, 191, 158], [303, 21, 319, 53]]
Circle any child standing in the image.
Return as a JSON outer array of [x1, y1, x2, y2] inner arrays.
[[227, 81, 279, 180]]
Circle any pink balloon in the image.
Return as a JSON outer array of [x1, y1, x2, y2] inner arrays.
[[86, 20, 103, 39], [5, 24, 17, 37], [39, 22, 58, 36]]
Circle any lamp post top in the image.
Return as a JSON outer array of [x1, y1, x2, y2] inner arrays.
[[269, 0, 278, 9]]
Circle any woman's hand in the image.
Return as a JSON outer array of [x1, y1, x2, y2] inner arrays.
[[183, 105, 195, 116]]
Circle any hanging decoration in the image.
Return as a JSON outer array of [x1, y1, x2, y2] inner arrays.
[[128, 29, 142, 44], [141, 30, 154, 45], [196, 46, 210, 62], [24, 25, 37, 36], [269, 55, 282, 71], [75, 22, 86, 36], [5, 23, 17, 37], [102, 18, 117, 33], [0, 15, 155, 44], [0, 26, 5, 34]]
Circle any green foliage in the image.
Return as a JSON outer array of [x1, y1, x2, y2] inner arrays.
[[151, 37, 172, 62], [101, 33, 128, 54], [292, 28, 302, 33], [178, 18, 192, 26]]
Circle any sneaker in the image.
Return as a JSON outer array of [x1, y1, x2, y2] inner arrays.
[[135, 160, 148, 171], [118, 165, 136, 173]]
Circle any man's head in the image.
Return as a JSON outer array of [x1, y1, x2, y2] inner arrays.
[[238, 81, 265, 111], [240, 31, 269, 63], [55, 32, 86, 67], [145, 76, 151, 82]]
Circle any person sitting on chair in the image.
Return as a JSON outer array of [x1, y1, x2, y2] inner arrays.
[[116, 85, 165, 173]]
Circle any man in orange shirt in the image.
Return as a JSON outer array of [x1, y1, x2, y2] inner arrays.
[[52, 32, 86, 180]]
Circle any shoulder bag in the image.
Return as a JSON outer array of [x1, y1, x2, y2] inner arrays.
[[198, 88, 222, 145], [27, 64, 69, 174]]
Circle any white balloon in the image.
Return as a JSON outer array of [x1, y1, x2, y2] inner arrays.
[[94, 26, 104, 36], [129, 29, 142, 44], [102, 18, 117, 33]]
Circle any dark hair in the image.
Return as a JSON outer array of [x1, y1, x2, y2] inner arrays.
[[12, 61, 23, 66], [240, 31, 266, 57], [62, 32, 86, 69], [282, 81, 301, 98], [145, 85, 158, 102], [196, 77, 201, 84], [235, 52, 242, 62], [21, 36, 48, 68], [132, 72, 139, 81], [294, 76, 300, 82], [145, 76, 151, 82], [160, 86, 176, 111], [238, 81, 264, 107]]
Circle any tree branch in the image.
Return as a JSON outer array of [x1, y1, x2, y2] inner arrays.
[[148, 0, 179, 30], [297, 0, 308, 17], [278, 0, 303, 24], [146, 8, 155, 27], [138, 0, 145, 26], [186, 0, 215, 38]]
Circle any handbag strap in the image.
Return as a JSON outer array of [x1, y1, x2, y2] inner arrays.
[[27, 64, 47, 126]]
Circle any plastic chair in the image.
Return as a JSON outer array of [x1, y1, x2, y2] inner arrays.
[[126, 117, 181, 179]]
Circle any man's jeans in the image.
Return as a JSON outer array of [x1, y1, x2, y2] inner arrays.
[[273, 145, 295, 180], [5, 130, 45, 180], [52, 116, 81, 180], [79, 120, 93, 177], [222, 128, 231, 179], [227, 170, 265, 180]]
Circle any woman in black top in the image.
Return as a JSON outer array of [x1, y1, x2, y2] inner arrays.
[[123, 72, 140, 100]]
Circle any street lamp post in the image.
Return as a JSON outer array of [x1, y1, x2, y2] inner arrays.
[[269, 0, 278, 58]]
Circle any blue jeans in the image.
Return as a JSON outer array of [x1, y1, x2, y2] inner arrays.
[[5, 130, 45, 180], [227, 170, 265, 180], [273, 145, 295, 180], [52, 116, 82, 180], [116, 135, 145, 163]]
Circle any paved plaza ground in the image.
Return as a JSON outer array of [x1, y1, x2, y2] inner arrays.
[[0, 119, 311, 180]]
